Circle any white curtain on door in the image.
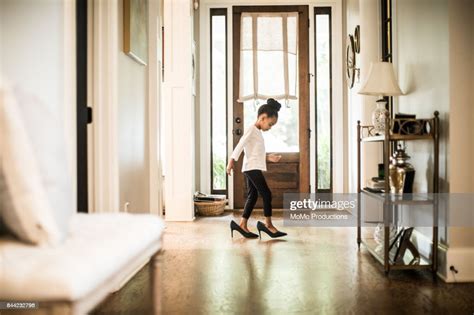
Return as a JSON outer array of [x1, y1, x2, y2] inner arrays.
[[238, 12, 299, 103]]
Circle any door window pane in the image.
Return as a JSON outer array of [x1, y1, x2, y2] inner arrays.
[[315, 8, 332, 191], [211, 10, 227, 192], [243, 99, 299, 153]]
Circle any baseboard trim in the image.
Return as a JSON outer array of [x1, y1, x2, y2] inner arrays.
[[437, 246, 474, 283], [412, 230, 474, 283]]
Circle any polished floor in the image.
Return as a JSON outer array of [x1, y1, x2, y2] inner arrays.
[[93, 211, 474, 314]]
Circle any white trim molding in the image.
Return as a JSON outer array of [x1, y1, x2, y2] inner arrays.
[[163, 0, 196, 221], [89, 0, 120, 213], [63, 0, 77, 211], [438, 245, 474, 283], [147, 0, 163, 217]]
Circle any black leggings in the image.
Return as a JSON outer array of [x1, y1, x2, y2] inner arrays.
[[242, 169, 272, 219]]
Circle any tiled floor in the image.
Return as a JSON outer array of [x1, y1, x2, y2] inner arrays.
[[93, 211, 474, 314]]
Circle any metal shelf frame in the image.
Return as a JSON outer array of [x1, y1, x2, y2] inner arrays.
[[356, 111, 440, 276]]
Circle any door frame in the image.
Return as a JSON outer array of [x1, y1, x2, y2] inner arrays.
[[232, 5, 310, 208], [198, 1, 345, 209], [76, 0, 88, 212]]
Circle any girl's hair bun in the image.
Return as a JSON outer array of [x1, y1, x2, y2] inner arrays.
[[257, 98, 282, 118], [267, 98, 282, 111]]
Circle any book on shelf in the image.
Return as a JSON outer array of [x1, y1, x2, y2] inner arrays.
[[363, 187, 384, 193], [366, 177, 385, 190]]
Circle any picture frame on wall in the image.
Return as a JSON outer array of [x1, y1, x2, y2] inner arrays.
[[123, 0, 148, 65]]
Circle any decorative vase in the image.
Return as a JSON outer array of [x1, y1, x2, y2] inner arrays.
[[372, 100, 389, 135], [389, 144, 415, 194], [374, 223, 398, 245]]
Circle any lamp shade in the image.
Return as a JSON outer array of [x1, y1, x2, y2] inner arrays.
[[358, 61, 403, 96]]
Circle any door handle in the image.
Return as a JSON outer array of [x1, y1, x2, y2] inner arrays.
[[235, 117, 241, 123], [233, 128, 242, 136]]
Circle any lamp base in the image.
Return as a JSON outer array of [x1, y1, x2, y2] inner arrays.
[[372, 99, 389, 135]]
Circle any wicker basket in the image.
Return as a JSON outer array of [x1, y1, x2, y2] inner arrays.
[[194, 199, 227, 216]]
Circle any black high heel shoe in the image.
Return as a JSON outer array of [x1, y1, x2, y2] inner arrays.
[[230, 220, 259, 238], [256, 221, 287, 239]]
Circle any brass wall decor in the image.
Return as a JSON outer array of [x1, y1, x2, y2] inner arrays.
[[346, 34, 359, 88], [354, 25, 360, 53]]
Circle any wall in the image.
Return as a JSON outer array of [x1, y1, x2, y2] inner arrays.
[[344, 0, 474, 281], [147, 0, 162, 216], [444, 0, 474, 281], [194, 9, 201, 193], [88, 0, 162, 216], [394, 0, 474, 282], [395, 0, 449, 194], [117, 0, 150, 213], [448, 0, 474, 196], [394, 0, 449, 257], [0, 0, 76, 211], [343, 0, 359, 193], [0, 0, 161, 216], [344, 0, 383, 193]]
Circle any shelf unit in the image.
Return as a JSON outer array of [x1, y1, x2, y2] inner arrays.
[[356, 111, 440, 275]]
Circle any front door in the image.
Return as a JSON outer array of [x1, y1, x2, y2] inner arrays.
[[232, 5, 310, 209]]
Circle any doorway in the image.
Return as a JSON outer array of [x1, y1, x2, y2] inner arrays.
[[232, 5, 310, 209]]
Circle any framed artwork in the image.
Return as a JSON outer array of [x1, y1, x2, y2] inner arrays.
[[123, 0, 148, 65]]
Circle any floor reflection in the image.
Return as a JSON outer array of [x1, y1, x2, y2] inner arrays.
[[93, 212, 474, 314]]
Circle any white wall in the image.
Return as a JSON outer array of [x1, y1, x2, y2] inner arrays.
[[86, 0, 163, 215], [395, 0, 449, 194], [344, 0, 383, 193], [194, 9, 201, 193], [0, 0, 76, 212], [343, 0, 360, 194], [343, 0, 474, 282], [90, 0, 161, 215], [117, 0, 149, 213], [444, 0, 474, 282], [394, 0, 474, 282], [0, 0, 162, 217], [394, 0, 449, 245], [448, 0, 474, 196], [393, 0, 449, 258]]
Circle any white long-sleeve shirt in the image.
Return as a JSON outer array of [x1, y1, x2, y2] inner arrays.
[[230, 125, 266, 172]]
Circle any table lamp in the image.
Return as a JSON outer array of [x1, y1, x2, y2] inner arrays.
[[358, 61, 403, 135]]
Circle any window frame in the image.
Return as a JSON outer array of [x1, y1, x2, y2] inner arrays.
[[210, 8, 228, 196], [314, 6, 333, 193]]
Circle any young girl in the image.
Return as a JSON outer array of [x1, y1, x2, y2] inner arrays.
[[226, 98, 287, 239]]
